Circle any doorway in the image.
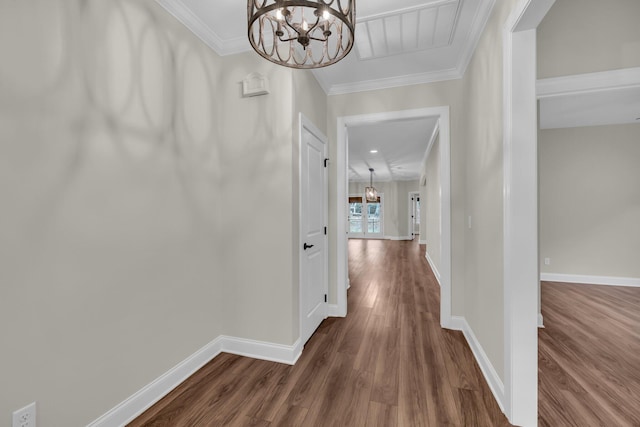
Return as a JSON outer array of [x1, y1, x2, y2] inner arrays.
[[348, 194, 383, 239], [334, 106, 451, 324], [299, 114, 328, 345]]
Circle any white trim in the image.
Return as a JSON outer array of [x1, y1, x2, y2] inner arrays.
[[448, 315, 466, 331], [336, 107, 452, 328], [449, 316, 506, 413], [540, 273, 640, 288], [322, 69, 463, 96], [88, 337, 223, 427], [220, 336, 303, 365], [503, 1, 555, 425], [408, 191, 421, 241], [154, 0, 249, 56], [421, 123, 440, 169], [536, 67, 640, 98], [316, 0, 496, 96], [419, 239, 427, 245], [425, 251, 441, 286], [348, 236, 388, 240], [538, 313, 544, 328], [88, 336, 302, 427], [299, 114, 329, 344], [327, 304, 344, 317], [385, 236, 413, 241], [156, 0, 498, 97], [455, 0, 497, 79]]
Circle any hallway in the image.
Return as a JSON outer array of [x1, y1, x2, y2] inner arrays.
[[130, 239, 510, 426]]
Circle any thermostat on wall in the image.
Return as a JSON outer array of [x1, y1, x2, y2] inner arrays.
[[242, 72, 270, 97]]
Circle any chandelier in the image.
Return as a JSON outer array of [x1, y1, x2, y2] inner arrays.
[[365, 168, 377, 202], [247, 0, 356, 69]]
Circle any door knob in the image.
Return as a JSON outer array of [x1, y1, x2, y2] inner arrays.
[[303, 243, 314, 250]]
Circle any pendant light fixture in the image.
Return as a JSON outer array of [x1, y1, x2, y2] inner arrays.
[[247, 0, 356, 69], [365, 168, 377, 202]]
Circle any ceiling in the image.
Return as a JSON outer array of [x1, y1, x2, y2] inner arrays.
[[155, 0, 493, 183], [156, 0, 496, 95], [348, 117, 438, 182]]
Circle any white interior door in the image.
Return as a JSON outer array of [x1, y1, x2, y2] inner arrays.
[[300, 116, 327, 345]]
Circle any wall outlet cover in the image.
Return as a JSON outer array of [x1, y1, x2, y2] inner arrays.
[[13, 402, 36, 427]]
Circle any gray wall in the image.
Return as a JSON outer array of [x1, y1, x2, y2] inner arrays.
[[537, 0, 640, 78], [455, 0, 521, 381], [537, 0, 640, 282], [539, 124, 640, 278], [0, 1, 302, 425]]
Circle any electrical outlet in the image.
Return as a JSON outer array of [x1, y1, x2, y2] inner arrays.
[[12, 402, 36, 427], [544, 257, 550, 266]]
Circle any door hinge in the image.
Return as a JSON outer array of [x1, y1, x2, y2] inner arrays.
[[324, 294, 327, 303], [324, 158, 329, 168], [324, 226, 327, 235]]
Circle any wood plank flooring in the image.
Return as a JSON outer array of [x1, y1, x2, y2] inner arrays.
[[538, 281, 640, 426], [129, 239, 510, 426]]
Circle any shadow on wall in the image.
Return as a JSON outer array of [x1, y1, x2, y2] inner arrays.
[[0, 1, 230, 423], [0, 0, 222, 235]]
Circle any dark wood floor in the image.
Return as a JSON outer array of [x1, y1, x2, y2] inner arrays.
[[129, 239, 509, 426], [538, 281, 640, 426]]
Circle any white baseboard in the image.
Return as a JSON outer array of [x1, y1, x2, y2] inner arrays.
[[425, 251, 441, 286], [538, 313, 544, 328], [419, 239, 427, 245], [88, 335, 301, 427], [449, 316, 506, 414], [540, 273, 640, 288], [327, 303, 346, 317], [221, 336, 302, 365], [447, 316, 466, 331], [384, 235, 413, 241]]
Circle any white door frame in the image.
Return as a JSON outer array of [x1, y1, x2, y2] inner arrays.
[[503, 1, 555, 425], [335, 107, 451, 326], [408, 191, 420, 239], [299, 113, 329, 343]]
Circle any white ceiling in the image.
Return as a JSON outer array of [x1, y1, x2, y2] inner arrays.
[[348, 117, 438, 182], [156, 0, 496, 95], [154, 0, 489, 186]]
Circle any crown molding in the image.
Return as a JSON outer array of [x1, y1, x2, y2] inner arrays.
[[318, 0, 496, 96], [322, 68, 463, 96], [536, 67, 640, 98], [456, 0, 497, 77], [155, 0, 250, 56], [156, 0, 497, 95]]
